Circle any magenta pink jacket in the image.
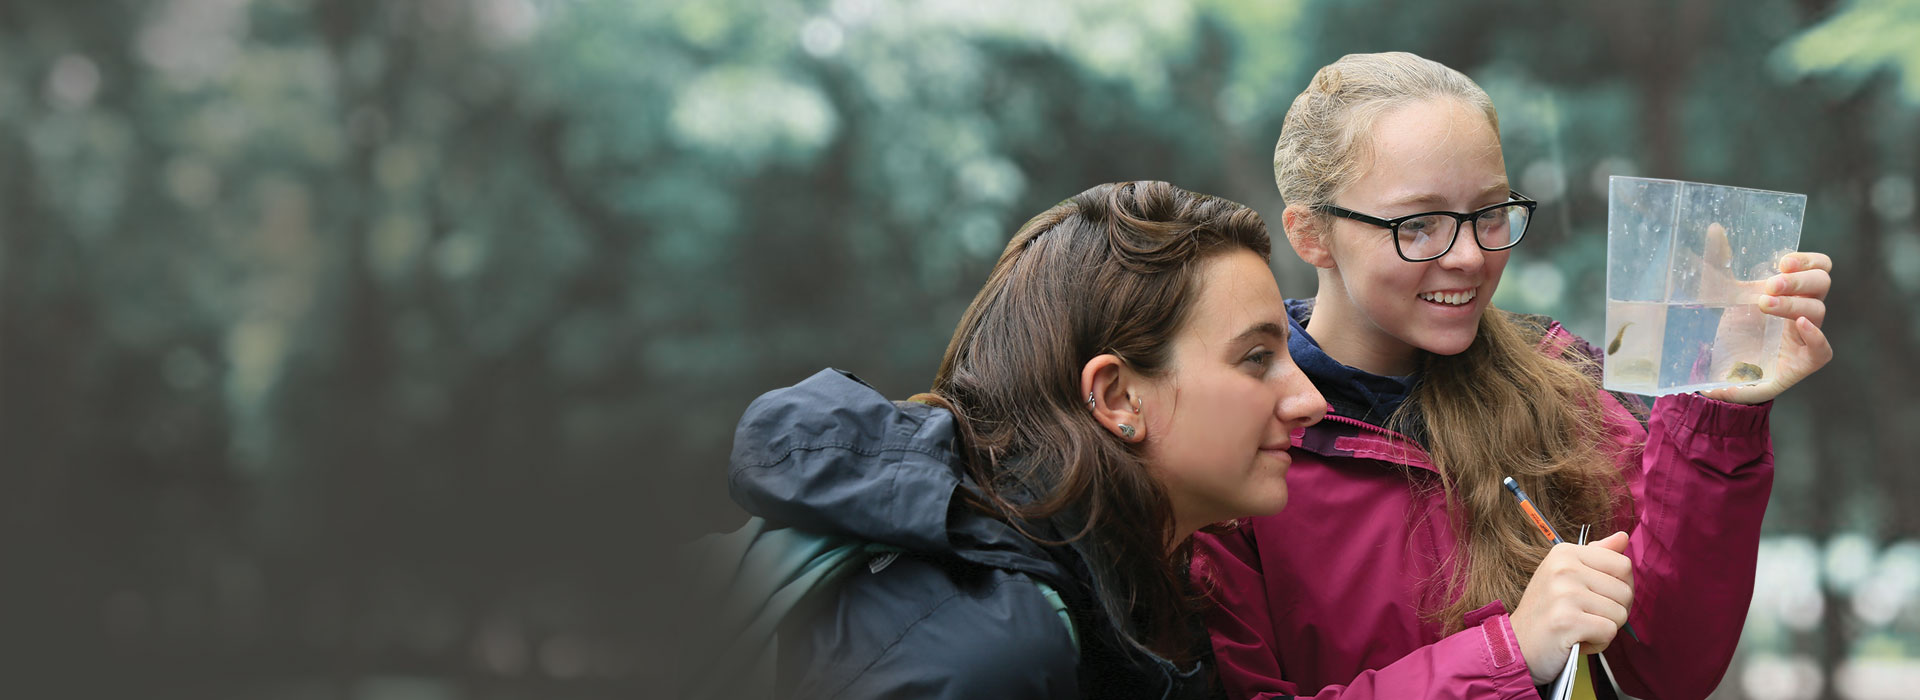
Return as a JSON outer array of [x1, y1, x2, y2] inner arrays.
[[1193, 321, 1774, 700]]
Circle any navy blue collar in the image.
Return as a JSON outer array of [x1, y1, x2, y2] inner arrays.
[[1285, 298, 1417, 427]]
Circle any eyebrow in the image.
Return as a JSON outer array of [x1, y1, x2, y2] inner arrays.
[[1231, 321, 1288, 347], [1378, 182, 1511, 210]]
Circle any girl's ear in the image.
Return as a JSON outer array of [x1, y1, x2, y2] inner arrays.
[[1282, 205, 1335, 269], [1081, 354, 1146, 443]]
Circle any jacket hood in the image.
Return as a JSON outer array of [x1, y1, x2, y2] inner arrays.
[[728, 368, 1064, 579]]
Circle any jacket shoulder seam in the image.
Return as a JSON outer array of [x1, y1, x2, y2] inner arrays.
[[735, 440, 956, 472]]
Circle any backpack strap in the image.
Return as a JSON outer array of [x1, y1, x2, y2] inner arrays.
[[1032, 580, 1080, 651]]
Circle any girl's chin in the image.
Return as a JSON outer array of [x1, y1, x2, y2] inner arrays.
[[1409, 304, 1484, 355], [1414, 329, 1480, 357], [1241, 493, 1289, 519]]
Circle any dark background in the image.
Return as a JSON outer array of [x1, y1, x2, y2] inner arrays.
[[3, 1, 1917, 698]]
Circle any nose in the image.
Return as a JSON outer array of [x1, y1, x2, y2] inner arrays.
[[1275, 361, 1327, 430], [1435, 221, 1486, 271]]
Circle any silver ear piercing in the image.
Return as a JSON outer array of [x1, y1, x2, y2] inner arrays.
[[1087, 391, 1096, 409], [1118, 424, 1136, 439]]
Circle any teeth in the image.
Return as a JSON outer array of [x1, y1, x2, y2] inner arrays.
[[1420, 290, 1476, 305]]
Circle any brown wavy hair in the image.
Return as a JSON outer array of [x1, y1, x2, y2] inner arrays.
[[912, 181, 1271, 663], [1275, 52, 1632, 633]]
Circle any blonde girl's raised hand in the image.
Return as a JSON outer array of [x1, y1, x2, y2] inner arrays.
[[1700, 252, 1834, 405]]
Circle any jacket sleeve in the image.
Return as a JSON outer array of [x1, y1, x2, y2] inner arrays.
[[1195, 529, 1538, 700], [1596, 391, 1773, 700]]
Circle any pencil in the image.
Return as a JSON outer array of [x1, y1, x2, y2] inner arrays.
[[1503, 476, 1641, 642]]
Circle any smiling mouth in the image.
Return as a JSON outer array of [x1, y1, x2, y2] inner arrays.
[[1419, 289, 1476, 306]]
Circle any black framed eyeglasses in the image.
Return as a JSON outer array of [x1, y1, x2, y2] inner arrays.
[[1317, 192, 1538, 262]]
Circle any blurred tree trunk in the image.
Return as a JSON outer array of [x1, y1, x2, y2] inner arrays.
[[0, 110, 92, 692], [1800, 102, 1859, 700], [1586, 0, 1718, 178], [1796, 31, 1863, 700]]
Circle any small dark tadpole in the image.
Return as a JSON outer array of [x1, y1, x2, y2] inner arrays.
[[1727, 362, 1764, 382], [1607, 322, 1633, 355]]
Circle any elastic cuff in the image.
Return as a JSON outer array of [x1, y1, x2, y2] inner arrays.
[[1660, 391, 1772, 437]]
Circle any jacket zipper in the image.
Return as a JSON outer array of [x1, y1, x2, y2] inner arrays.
[[1318, 411, 1417, 443]]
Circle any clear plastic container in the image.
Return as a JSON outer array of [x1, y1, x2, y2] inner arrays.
[[1603, 176, 1806, 396]]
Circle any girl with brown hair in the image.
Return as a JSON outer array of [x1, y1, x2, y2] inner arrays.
[[725, 181, 1326, 698], [1195, 52, 1835, 699]]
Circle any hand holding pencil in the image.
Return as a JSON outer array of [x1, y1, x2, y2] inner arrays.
[[1504, 478, 1640, 640], [1503, 477, 1637, 685]]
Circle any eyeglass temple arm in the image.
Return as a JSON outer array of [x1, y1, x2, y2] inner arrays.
[[1320, 205, 1393, 228]]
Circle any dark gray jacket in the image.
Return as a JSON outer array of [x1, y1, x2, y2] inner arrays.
[[729, 368, 1219, 700]]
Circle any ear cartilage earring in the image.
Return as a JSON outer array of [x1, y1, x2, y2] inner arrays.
[[1087, 391, 1096, 409], [1118, 424, 1136, 439]]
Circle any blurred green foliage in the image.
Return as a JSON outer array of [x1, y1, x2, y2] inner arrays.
[[3, 0, 1917, 697]]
